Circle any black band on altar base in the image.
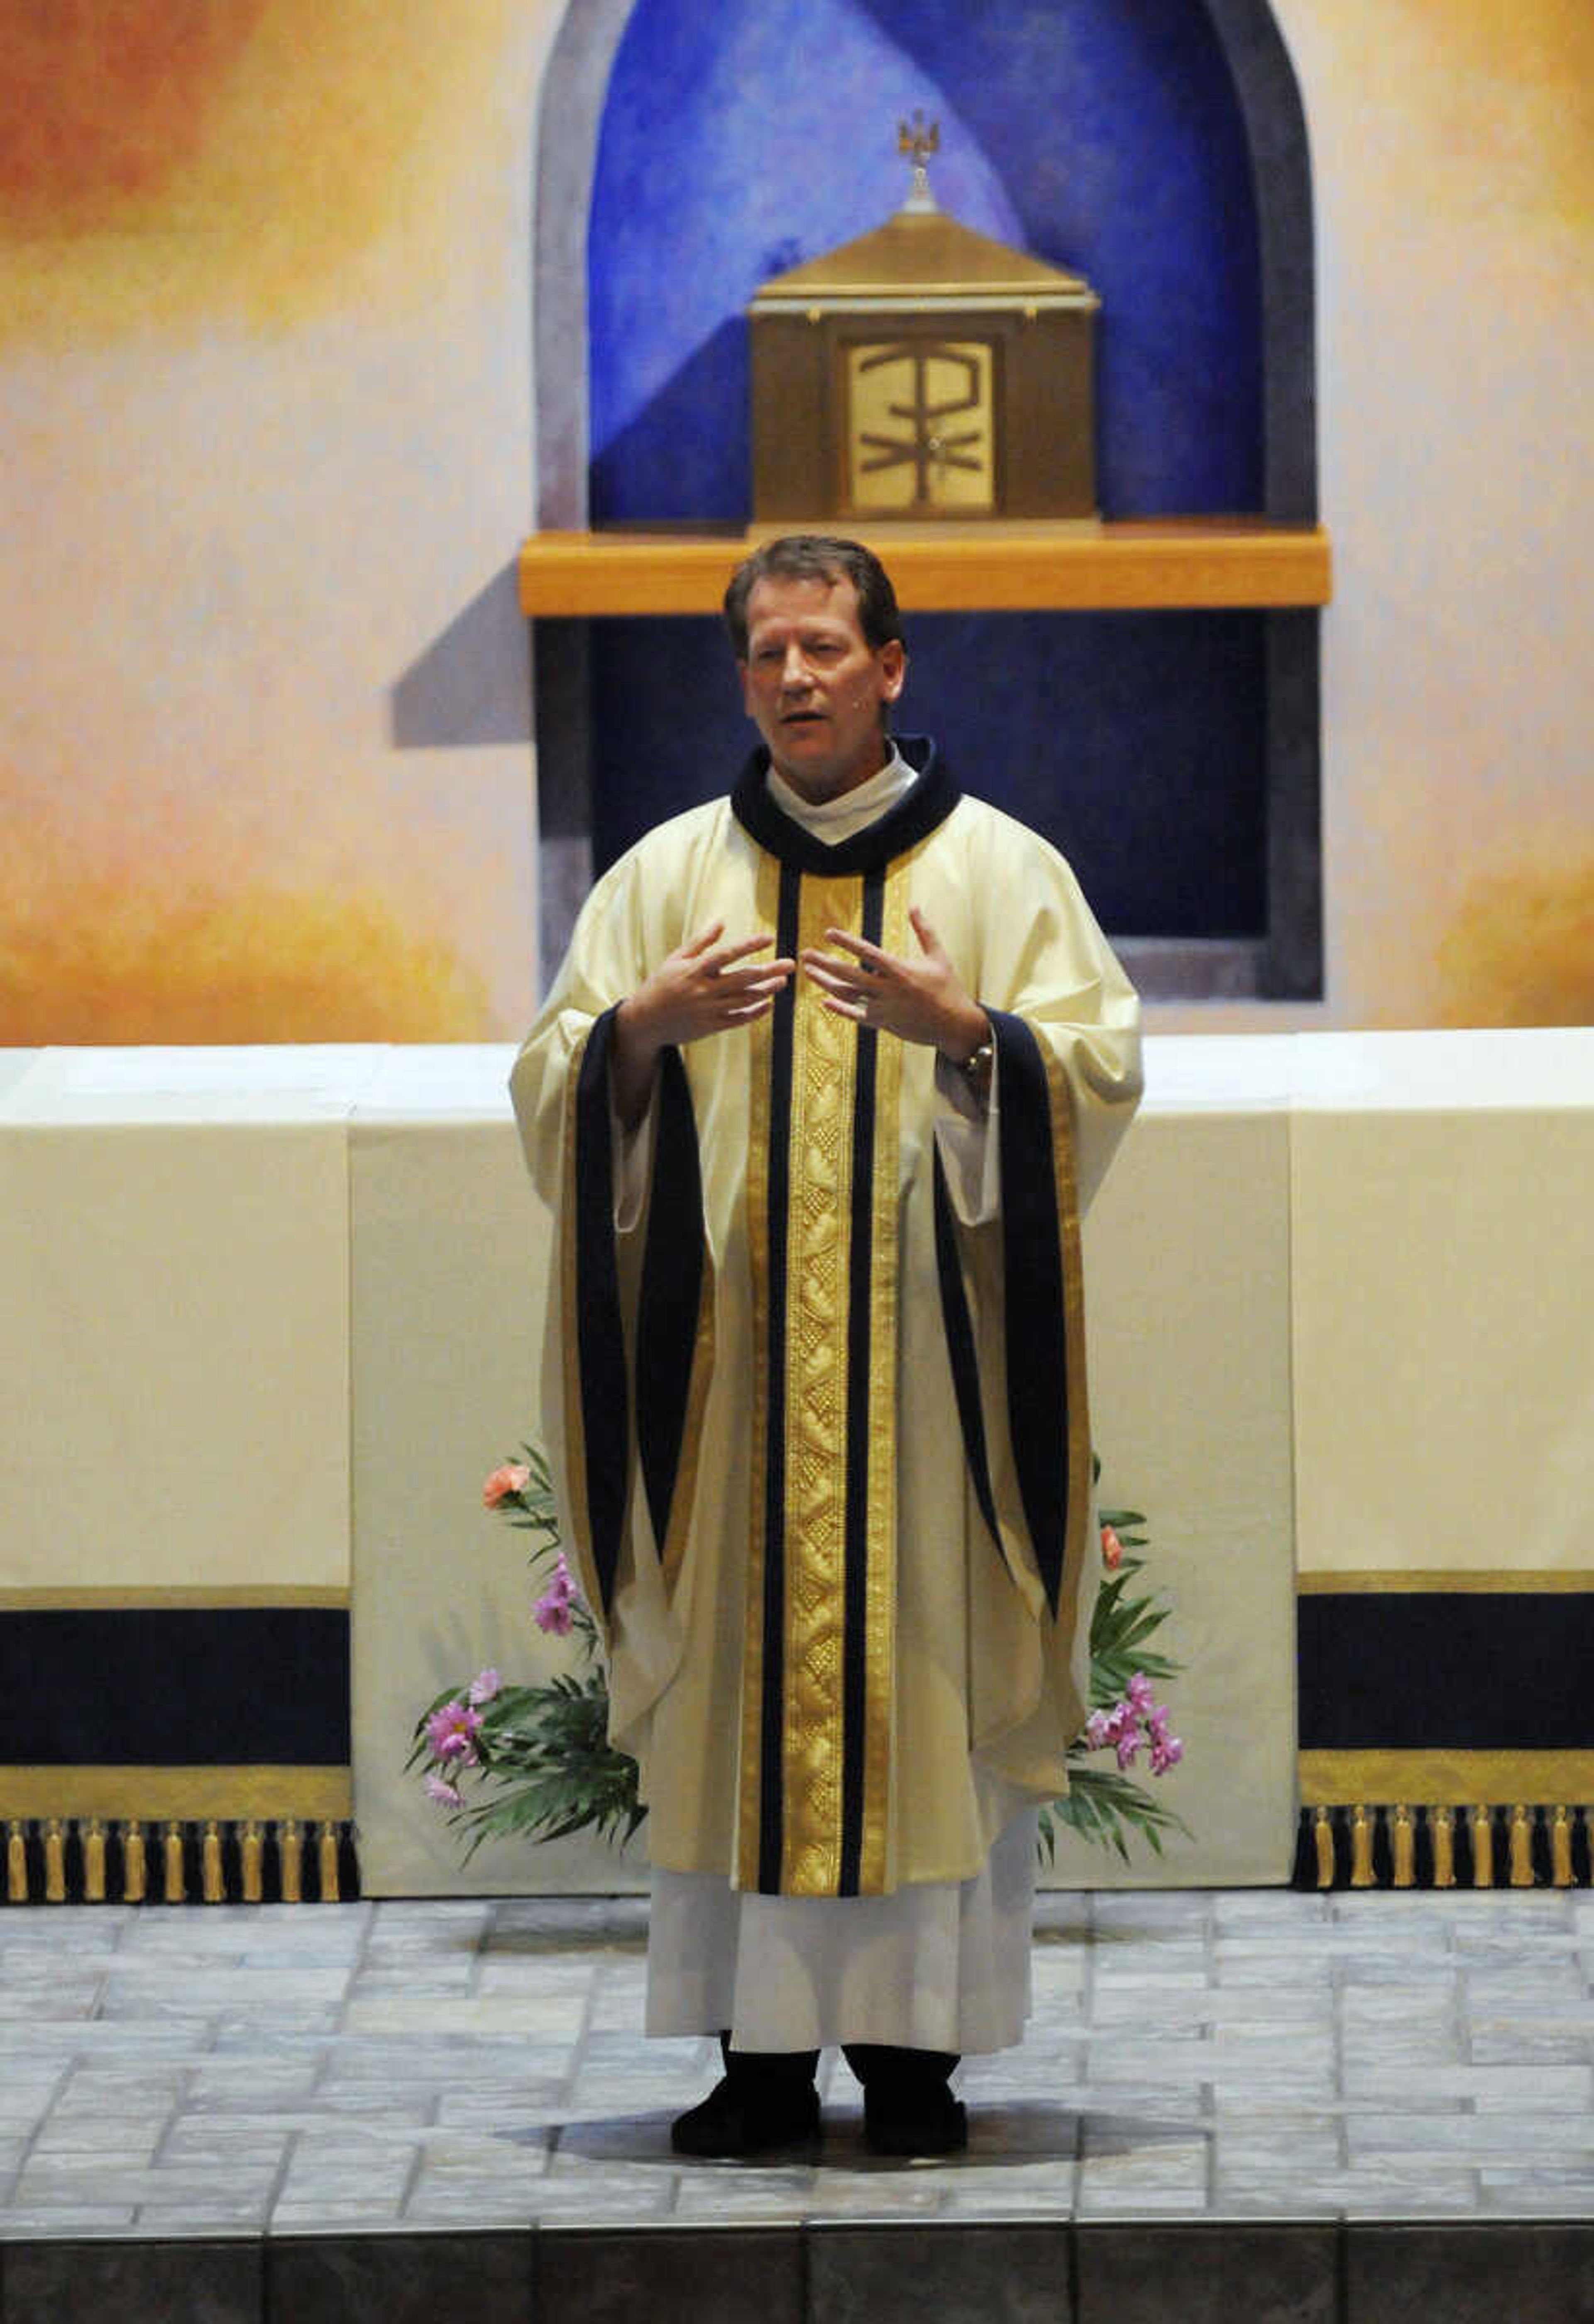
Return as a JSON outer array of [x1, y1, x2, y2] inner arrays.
[[636, 1045, 705, 1562], [985, 1009, 1071, 1617], [0, 1608, 349, 1763], [1301, 1593, 1594, 1750], [574, 1007, 630, 1619]]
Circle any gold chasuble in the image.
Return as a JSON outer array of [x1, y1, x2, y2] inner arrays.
[[510, 741, 1142, 1901]]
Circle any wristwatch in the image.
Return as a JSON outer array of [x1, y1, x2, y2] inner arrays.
[[960, 1041, 994, 1102]]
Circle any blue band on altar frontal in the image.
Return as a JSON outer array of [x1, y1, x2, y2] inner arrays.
[[0, 1607, 350, 1764], [1300, 1594, 1594, 1751]]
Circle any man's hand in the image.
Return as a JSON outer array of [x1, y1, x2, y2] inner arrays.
[[801, 906, 988, 1064], [612, 921, 795, 1129]]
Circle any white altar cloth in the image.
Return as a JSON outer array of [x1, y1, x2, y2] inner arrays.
[[6, 1031, 1589, 1896]]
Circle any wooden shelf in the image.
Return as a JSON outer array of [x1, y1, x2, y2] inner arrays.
[[518, 521, 1331, 617]]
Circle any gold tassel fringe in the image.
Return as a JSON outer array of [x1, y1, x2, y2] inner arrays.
[[83, 1818, 106, 1902], [318, 1821, 340, 1903], [279, 1819, 303, 1904], [0, 1816, 356, 1904], [1349, 1803, 1375, 1887], [201, 1821, 225, 1903], [1391, 1803, 1415, 1888], [1508, 1804, 1534, 1887], [1552, 1805, 1574, 1887], [1300, 1801, 1593, 1889]]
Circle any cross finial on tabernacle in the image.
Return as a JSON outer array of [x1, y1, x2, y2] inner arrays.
[[896, 110, 940, 211]]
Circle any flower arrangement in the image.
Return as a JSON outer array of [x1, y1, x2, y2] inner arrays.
[[1035, 1499, 1189, 1865], [406, 1449, 642, 1859], [412, 1451, 1187, 1867]]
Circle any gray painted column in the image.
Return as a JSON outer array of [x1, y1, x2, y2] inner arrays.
[[531, 0, 636, 984]]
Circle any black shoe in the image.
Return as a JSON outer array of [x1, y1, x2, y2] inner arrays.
[[843, 2043, 968, 2158], [670, 2075, 821, 2158], [862, 2082, 968, 2157]]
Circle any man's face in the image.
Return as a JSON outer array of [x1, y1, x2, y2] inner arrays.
[[738, 573, 906, 804]]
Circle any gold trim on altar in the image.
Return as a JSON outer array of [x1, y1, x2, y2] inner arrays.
[[2, 1774, 354, 1905], [1300, 1749, 1594, 1805], [1299, 1757, 1594, 1894], [0, 1765, 352, 1821], [0, 1585, 350, 1610]]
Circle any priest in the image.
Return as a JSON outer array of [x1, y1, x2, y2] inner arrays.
[[510, 535, 1141, 2157]]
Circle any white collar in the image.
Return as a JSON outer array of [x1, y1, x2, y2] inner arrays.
[[765, 744, 916, 846]]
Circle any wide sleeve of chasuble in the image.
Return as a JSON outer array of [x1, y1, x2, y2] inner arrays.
[[914, 797, 1142, 1802], [507, 807, 733, 1752]]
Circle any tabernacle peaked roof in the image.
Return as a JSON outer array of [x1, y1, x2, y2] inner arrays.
[[750, 198, 1095, 308]]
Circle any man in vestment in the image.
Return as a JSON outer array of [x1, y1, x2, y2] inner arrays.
[[511, 536, 1141, 2157]]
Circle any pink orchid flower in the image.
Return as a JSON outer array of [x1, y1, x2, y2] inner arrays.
[[1083, 1679, 1182, 1779], [534, 1552, 577, 1636], [426, 1700, 482, 1763]]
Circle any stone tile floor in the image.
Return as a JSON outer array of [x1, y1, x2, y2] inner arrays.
[[5, 1886, 1594, 2241]]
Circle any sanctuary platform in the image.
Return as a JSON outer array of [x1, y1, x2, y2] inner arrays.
[[6, 1886, 1594, 2321]]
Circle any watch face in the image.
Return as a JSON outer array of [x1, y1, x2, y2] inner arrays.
[[844, 337, 995, 513]]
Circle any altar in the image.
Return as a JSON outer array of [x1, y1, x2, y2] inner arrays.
[[4, 1030, 1592, 1903]]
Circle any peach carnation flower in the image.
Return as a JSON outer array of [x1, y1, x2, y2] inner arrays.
[[482, 1461, 532, 1509]]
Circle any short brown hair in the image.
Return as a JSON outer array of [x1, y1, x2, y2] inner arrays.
[[723, 535, 904, 659]]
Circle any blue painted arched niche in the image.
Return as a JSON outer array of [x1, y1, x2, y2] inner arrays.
[[590, 0, 1262, 524], [535, 0, 1320, 989]]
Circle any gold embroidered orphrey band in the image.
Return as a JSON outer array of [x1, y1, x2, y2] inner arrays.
[[738, 849, 909, 1896]]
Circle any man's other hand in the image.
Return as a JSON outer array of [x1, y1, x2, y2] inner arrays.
[[612, 922, 794, 1128], [801, 907, 988, 1064]]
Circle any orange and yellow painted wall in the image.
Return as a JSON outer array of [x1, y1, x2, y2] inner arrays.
[[0, 0, 550, 1041], [0, 0, 1588, 1041]]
